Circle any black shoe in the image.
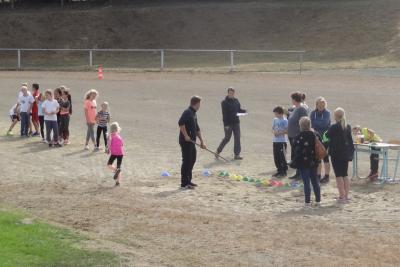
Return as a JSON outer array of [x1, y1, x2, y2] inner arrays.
[[114, 168, 121, 180], [115, 181, 120, 186], [275, 173, 287, 178], [49, 144, 54, 148], [289, 174, 300, 180], [189, 182, 198, 187], [320, 175, 330, 184], [272, 172, 280, 178], [234, 155, 243, 160], [54, 143, 62, 148]]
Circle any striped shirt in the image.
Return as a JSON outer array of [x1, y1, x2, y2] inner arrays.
[[97, 110, 110, 127]]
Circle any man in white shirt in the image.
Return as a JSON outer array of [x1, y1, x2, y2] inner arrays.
[[18, 86, 34, 137]]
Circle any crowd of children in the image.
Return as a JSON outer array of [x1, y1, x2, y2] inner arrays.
[[7, 84, 124, 186]]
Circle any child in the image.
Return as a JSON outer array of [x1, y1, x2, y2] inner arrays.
[[95, 102, 111, 152], [352, 125, 382, 182], [37, 93, 46, 142], [43, 89, 60, 148], [84, 89, 98, 150], [54, 87, 63, 139], [59, 89, 71, 145], [31, 83, 40, 137], [107, 122, 124, 186], [7, 103, 20, 136], [18, 86, 34, 137], [272, 106, 288, 178]]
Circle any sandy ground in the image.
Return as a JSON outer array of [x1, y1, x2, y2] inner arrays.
[[1, 71, 400, 266]]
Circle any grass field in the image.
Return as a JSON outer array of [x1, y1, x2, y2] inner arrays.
[[0, 208, 118, 267], [1, 71, 400, 266]]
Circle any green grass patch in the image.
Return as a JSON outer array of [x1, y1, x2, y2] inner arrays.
[[0, 210, 118, 267]]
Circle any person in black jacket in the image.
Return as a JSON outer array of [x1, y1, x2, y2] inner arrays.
[[292, 117, 321, 207], [178, 96, 206, 190], [326, 108, 354, 204], [216, 87, 247, 160]]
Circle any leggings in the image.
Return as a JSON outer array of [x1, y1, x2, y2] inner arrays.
[[39, 116, 45, 138], [86, 123, 95, 144], [96, 126, 108, 148], [59, 114, 70, 140]]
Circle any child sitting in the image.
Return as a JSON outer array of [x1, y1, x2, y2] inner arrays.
[[352, 125, 382, 182], [7, 104, 20, 136]]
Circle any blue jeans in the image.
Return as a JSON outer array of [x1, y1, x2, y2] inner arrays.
[[299, 168, 321, 204], [20, 112, 30, 136], [45, 120, 59, 143]]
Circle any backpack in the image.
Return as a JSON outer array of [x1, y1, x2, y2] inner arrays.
[[315, 135, 328, 161]]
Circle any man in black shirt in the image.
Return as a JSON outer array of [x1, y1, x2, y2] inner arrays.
[[178, 96, 206, 189], [216, 87, 246, 160]]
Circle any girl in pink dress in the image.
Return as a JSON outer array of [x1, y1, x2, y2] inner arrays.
[[107, 122, 124, 186]]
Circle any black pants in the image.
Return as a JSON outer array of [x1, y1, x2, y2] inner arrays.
[[96, 126, 108, 148], [180, 142, 197, 187], [370, 147, 380, 174], [107, 155, 123, 169], [217, 123, 241, 156], [273, 142, 288, 174], [39, 115, 45, 138], [59, 114, 70, 140]]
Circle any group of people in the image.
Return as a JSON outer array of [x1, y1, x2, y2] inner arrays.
[[7, 84, 125, 186], [178, 88, 381, 206]]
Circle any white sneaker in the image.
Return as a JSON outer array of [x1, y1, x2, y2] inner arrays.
[[314, 202, 321, 208], [84, 145, 89, 150], [304, 203, 312, 209]]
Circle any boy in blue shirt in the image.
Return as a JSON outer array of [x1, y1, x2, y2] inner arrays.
[[272, 106, 288, 178]]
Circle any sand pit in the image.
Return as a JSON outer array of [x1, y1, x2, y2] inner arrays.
[[0, 71, 400, 266]]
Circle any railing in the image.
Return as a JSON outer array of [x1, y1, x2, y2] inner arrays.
[[0, 48, 305, 73]]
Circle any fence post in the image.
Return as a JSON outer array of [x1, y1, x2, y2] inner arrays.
[[160, 49, 165, 71], [89, 50, 93, 68], [230, 50, 235, 72], [17, 49, 21, 70], [299, 52, 303, 74]]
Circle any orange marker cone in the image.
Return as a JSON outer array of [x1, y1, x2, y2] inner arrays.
[[98, 65, 104, 80]]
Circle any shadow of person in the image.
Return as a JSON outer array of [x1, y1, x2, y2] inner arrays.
[[155, 189, 183, 198]]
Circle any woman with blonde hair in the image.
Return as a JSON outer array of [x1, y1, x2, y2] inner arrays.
[[83, 89, 98, 150], [327, 108, 354, 203], [310, 97, 331, 183]]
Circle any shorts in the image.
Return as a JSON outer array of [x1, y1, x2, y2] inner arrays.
[[331, 158, 349, 177], [10, 115, 20, 122], [107, 155, 123, 169], [31, 111, 39, 122]]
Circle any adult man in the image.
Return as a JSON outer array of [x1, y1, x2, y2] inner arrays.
[[178, 96, 206, 189], [216, 87, 246, 160]]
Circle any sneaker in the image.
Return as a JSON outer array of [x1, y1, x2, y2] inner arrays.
[[32, 132, 40, 137], [320, 175, 330, 184], [114, 168, 121, 180], [272, 172, 280, 178], [93, 147, 100, 152], [215, 152, 221, 160], [64, 139, 70, 145], [49, 144, 54, 148], [189, 182, 198, 187], [304, 203, 312, 209], [84, 145, 89, 150], [6, 131, 13, 136], [368, 173, 379, 182], [234, 155, 243, 160], [54, 143, 62, 148], [41, 138, 46, 143], [275, 173, 287, 178], [314, 202, 321, 208], [115, 181, 120, 186], [180, 185, 195, 190], [336, 198, 347, 204]]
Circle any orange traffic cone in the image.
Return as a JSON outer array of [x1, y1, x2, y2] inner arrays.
[[98, 65, 104, 80]]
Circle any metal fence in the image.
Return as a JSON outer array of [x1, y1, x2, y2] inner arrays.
[[0, 48, 305, 73]]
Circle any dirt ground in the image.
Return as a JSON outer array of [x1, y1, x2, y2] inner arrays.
[[1, 71, 400, 266]]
